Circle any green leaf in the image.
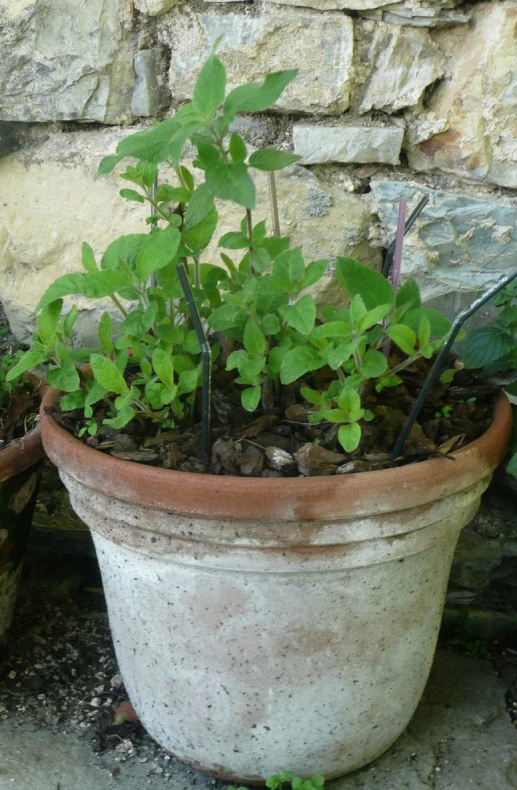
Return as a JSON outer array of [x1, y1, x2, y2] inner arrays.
[[182, 208, 219, 254], [60, 390, 87, 411], [301, 259, 328, 289], [101, 234, 149, 272], [47, 360, 80, 393], [327, 342, 356, 370], [249, 149, 301, 171], [280, 346, 324, 385], [272, 247, 305, 285], [261, 313, 281, 335], [206, 161, 256, 209], [35, 271, 128, 312], [243, 319, 266, 357], [357, 304, 392, 332], [63, 305, 79, 339], [338, 423, 361, 453], [418, 314, 431, 350], [6, 348, 48, 381], [440, 368, 456, 384], [279, 294, 316, 335], [168, 121, 204, 165], [359, 349, 388, 378], [136, 226, 181, 280], [396, 277, 421, 309], [300, 387, 322, 405], [98, 312, 114, 355], [224, 70, 298, 115], [90, 354, 128, 395], [337, 388, 361, 412], [155, 185, 191, 203], [152, 348, 175, 389], [241, 385, 261, 412], [463, 327, 514, 369], [192, 53, 227, 116], [311, 322, 349, 339], [400, 308, 451, 337], [229, 133, 247, 163], [219, 231, 250, 250], [103, 407, 137, 430], [184, 184, 214, 229], [115, 119, 181, 165], [97, 153, 123, 176], [350, 294, 367, 325], [120, 188, 144, 203], [178, 367, 199, 393], [506, 451, 517, 477], [38, 299, 63, 344], [82, 242, 97, 273], [336, 258, 395, 310], [386, 324, 417, 356], [209, 304, 244, 331]]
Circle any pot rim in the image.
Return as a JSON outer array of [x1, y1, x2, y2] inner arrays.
[[0, 376, 46, 482], [40, 386, 512, 521]]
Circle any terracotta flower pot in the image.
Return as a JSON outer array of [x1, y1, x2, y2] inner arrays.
[[40, 388, 512, 782], [0, 382, 45, 648]]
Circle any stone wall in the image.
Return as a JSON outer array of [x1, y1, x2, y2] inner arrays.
[[0, 0, 516, 337]]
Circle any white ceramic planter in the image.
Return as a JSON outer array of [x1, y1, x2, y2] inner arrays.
[[40, 392, 512, 782]]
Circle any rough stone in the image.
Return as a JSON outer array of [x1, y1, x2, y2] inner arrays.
[[406, 3, 517, 189], [161, 11, 354, 115], [0, 0, 136, 124], [131, 47, 171, 117], [268, 0, 394, 8], [0, 129, 148, 340], [361, 2, 471, 26], [371, 179, 517, 302], [293, 125, 404, 165], [360, 24, 444, 113], [0, 128, 380, 340], [134, 0, 179, 15]]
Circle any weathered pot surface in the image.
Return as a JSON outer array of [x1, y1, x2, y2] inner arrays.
[[0, 382, 45, 648], [41, 390, 511, 782]]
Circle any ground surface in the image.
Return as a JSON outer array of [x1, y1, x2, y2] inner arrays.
[[1, 536, 517, 790]]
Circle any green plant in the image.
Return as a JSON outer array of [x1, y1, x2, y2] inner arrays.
[[8, 48, 455, 455], [228, 771, 325, 790], [0, 347, 27, 413], [464, 282, 517, 474]]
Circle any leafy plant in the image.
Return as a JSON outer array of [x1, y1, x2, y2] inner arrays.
[[8, 47, 455, 456], [464, 282, 517, 475], [229, 771, 325, 790], [0, 347, 27, 413]]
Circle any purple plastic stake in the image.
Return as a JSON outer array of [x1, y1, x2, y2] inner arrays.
[[391, 198, 407, 294]]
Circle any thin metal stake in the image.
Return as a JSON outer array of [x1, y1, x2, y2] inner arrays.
[[176, 263, 212, 459], [382, 195, 429, 278], [268, 172, 281, 237], [390, 267, 517, 460]]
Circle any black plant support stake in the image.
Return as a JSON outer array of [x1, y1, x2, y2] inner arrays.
[[176, 263, 212, 459], [391, 267, 517, 460], [382, 195, 429, 279], [149, 174, 159, 288]]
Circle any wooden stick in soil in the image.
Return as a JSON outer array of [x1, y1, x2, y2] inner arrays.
[[268, 172, 281, 237]]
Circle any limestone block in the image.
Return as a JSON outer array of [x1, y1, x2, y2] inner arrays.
[[0, 128, 379, 340], [134, 0, 179, 14], [360, 24, 444, 113], [406, 3, 517, 189], [361, 2, 470, 27], [267, 0, 393, 8], [293, 125, 404, 165], [371, 180, 517, 303], [132, 47, 171, 117], [0, 0, 135, 124], [161, 11, 354, 115]]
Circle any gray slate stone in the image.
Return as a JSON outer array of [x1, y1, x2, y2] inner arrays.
[[132, 47, 170, 117], [372, 180, 517, 301], [0, 0, 135, 123], [293, 125, 404, 165]]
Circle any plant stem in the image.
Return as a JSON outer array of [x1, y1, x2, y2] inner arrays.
[[109, 294, 128, 318]]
